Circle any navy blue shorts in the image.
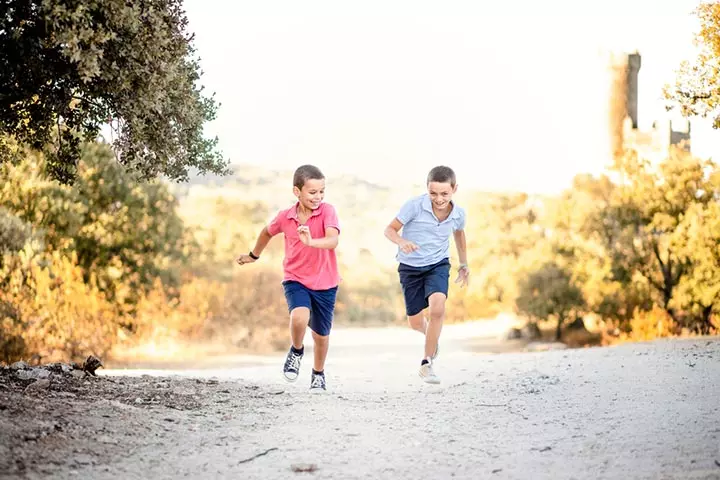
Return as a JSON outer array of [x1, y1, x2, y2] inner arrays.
[[398, 258, 451, 316], [282, 281, 338, 336]]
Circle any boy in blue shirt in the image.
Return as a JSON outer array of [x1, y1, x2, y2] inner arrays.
[[384, 166, 469, 384]]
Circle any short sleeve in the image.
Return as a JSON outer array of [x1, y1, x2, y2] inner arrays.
[[454, 207, 466, 231], [323, 204, 340, 233], [396, 198, 420, 225], [267, 210, 284, 236]]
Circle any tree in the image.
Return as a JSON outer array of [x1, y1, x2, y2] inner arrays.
[[549, 173, 652, 324], [0, 208, 32, 262], [605, 149, 716, 320], [0, 0, 228, 184], [665, 2, 720, 129], [515, 261, 585, 341], [673, 199, 720, 333], [0, 142, 193, 308], [469, 193, 546, 306]]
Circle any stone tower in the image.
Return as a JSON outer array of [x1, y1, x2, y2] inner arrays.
[[608, 51, 689, 163], [608, 52, 641, 160], [626, 53, 641, 129]]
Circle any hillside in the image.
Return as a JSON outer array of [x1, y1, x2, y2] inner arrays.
[[170, 163, 541, 267]]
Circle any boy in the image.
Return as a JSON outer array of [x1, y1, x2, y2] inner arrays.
[[236, 165, 340, 393], [383, 166, 469, 384]]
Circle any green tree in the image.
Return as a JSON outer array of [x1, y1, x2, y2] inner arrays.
[[0, 0, 228, 183], [0, 208, 32, 269], [673, 199, 720, 332], [665, 1, 720, 129], [0, 142, 193, 308], [553, 173, 652, 324], [606, 149, 716, 320], [469, 193, 546, 306], [515, 261, 585, 341]]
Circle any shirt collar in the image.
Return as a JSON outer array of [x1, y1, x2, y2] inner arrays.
[[286, 202, 324, 220], [421, 194, 460, 220]]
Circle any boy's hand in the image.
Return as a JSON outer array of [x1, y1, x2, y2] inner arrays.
[[236, 254, 257, 266], [398, 239, 419, 254], [297, 225, 313, 246], [455, 265, 470, 287]]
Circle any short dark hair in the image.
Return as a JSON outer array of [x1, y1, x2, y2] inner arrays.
[[293, 164, 325, 189], [427, 166, 456, 187]]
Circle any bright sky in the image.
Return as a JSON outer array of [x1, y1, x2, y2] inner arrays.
[[184, 0, 718, 194]]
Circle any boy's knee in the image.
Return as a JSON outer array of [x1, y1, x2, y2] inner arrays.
[[312, 331, 329, 343], [428, 294, 446, 320], [290, 307, 310, 323], [429, 305, 445, 320]]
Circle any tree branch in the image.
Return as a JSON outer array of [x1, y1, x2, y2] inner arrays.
[[237, 448, 278, 464], [677, 90, 712, 100], [652, 241, 666, 271]]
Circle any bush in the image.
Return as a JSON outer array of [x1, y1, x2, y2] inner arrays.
[[0, 251, 120, 363], [0, 208, 32, 257]]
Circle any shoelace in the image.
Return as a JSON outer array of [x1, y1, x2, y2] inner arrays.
[[310, 374, 325, 389], [285, 353, 301, 371]]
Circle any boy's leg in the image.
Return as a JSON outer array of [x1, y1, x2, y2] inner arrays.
[[290, 307, 310, 349], [282, 281, 312, 382], [407, 313, 426, 333], [422, 260, 451, 361], [307, 286, 337, 392], [425, 293, 446, 359], [311, 330, 329, 372], [409, 313, 441, 359], [399, 265, 429, 332]]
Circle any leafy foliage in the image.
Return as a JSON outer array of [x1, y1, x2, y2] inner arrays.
[[665, 1, 720, 129], [0, 0, 228, 183], [516, 261, 585, 340]]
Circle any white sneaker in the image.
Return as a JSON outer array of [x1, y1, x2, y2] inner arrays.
[[419, 358, 440, 384]]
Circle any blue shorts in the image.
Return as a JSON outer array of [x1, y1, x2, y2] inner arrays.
[[398, 258, 451, 316], [282, 281, 338, 336]]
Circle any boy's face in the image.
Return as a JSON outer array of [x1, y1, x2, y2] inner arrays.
[[427, 181, 457, 211], [294, 178, 325, 210]]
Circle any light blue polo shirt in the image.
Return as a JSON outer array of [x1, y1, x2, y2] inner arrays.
[[395, 194, 466, 267]]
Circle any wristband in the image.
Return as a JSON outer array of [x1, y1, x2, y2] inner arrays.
[[249, 251, 259, 260]]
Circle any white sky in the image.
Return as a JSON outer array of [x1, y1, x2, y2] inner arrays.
[[183, 0, 719, 194]]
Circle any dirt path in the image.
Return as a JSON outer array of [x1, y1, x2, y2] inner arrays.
[[2, 323, 719, 479]]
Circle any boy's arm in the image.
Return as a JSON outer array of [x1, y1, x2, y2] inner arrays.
[[298, 204, 340, 249], [384, 219, 419, 253], [453, 229, 469, 286], [237, 225, 275, 265], [251, 226, 274, 257], [453, 229, 468, 266], [299, 226, 339, 249]]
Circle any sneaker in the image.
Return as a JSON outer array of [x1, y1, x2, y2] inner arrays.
[[283, 347, 303, 382], [419, 358, 440, 384], [309, 372, 326, 393]]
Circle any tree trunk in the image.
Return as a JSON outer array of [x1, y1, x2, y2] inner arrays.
[[651, 242, 679, 322], [701, 305, 713, 335], [556, 314, 564, 341]]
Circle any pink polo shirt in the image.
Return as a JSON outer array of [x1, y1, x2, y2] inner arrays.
[[267, 202, 341, 291]]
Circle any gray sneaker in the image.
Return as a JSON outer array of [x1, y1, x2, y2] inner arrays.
[[419, 358, 440, 384], [283, 348, 303, 382], [309, 372, 326, 393]]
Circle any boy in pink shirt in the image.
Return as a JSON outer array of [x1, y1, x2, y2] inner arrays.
[[236, 165, 340, 393]]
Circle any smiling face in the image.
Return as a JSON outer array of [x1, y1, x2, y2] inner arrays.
[[294, 178, 325, 210], [427, 181, 457, 212]]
